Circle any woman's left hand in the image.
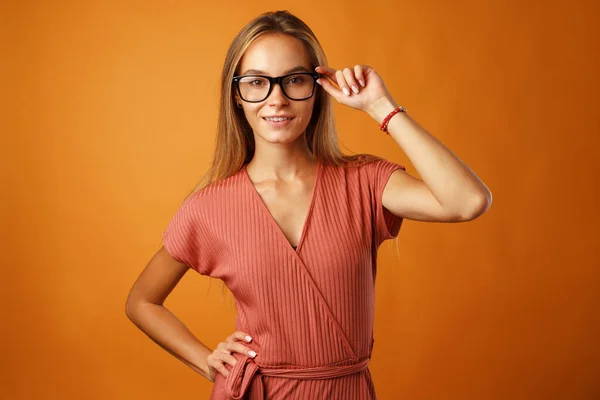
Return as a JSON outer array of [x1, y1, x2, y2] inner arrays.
[[315, 65, 392, 114]]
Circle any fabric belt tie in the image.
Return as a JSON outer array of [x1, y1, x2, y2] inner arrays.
[[225, 355, 371, 399]]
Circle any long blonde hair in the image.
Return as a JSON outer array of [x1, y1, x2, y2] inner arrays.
[[187, 10, 367, 198]]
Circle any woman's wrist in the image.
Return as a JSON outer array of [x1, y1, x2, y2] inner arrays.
[[366, 96, 399, 124]]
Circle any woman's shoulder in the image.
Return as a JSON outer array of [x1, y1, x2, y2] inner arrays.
[[180, 168, 246, 207], [330, 153, 392, 170]]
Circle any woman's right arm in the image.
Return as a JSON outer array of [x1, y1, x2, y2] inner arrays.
[[125, 246, 214, 381]]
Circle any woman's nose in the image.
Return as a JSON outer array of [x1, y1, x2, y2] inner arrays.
[[266, 83, 288, 105]]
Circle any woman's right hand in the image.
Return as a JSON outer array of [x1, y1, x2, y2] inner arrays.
[[206, 331, 257, 382]]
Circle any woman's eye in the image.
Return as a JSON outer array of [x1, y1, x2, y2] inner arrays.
[[286, 76, 304, 85]]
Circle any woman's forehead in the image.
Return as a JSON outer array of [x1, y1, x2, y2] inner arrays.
[[239, 33, 312, 75]]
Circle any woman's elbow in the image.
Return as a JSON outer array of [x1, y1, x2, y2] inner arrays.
[[125, 291, 141, 321], [461, 192, 492, 221], [125, 285, 153, 321]]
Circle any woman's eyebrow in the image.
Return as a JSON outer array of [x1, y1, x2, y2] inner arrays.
[[241, 66, 311, 75]]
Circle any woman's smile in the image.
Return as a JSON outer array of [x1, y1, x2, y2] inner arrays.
[[262, 115, 295, 127]]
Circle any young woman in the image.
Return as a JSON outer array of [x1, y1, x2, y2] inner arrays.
[[126, 10, 492, 400]]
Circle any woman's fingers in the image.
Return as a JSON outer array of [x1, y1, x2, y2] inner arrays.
[[220, 334, 256, 358], [335, 69, 350, 96], [315, 65, 337, 82], [354, 64, 366, 88], [227, 331, 253, 343], [316, 65, 365, 97], [218, 349, 238, 367], [217, 341, 232, 354], [209, 331, 257, 379], [315, 65, 348, 93], [227, 341, 257, 358], [343, 67, 360, 94], [316, 77, 344, 102], [207, 351, 232, 378]]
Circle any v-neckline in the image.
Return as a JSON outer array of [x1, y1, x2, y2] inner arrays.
[[242, 159, 322, 255]]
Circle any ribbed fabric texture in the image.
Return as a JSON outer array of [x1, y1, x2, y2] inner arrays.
[[163, 155, 405, 400]]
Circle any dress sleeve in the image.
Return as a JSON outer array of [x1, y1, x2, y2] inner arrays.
[[162, 193, 213, 275], [364, 156, 406, 247]]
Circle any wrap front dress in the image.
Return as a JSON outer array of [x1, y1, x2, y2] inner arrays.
[[162, 155, 405, 399]]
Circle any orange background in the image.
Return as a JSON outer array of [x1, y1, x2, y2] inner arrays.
[[2, 1, 599, 399]]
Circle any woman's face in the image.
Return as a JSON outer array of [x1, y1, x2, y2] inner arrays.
[[235, 33, 317, 145]]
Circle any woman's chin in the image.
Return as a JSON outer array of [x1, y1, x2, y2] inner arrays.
[[258, 131, 304, 144]]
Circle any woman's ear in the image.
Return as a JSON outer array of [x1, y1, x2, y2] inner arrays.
[[234, 95, 243, 108]]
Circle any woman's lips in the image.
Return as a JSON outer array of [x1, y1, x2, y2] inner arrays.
[[262, 117, 294, 127]]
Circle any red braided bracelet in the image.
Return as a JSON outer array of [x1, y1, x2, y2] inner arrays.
[[379, 106, 407, 134]]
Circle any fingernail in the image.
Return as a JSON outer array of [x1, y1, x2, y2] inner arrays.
[[245, 335, 252, 342], [352, 85, 359, 94], [342, 87, 350, 96], [248, 350, 257, 358], [359, 80, 365, 87], [316, 79, 322, 86]]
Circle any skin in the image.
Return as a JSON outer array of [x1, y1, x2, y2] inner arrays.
[[126, 31, 493, 384]]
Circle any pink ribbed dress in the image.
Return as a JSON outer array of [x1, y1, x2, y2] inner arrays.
[[162, 155, 405, 399]]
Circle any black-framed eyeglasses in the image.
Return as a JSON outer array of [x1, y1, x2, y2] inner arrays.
[[233, 72, 320, 103]]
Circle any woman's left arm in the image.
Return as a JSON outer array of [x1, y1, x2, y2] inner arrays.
[[368, 95, 492, 222], [316, 65, 493, 223]]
